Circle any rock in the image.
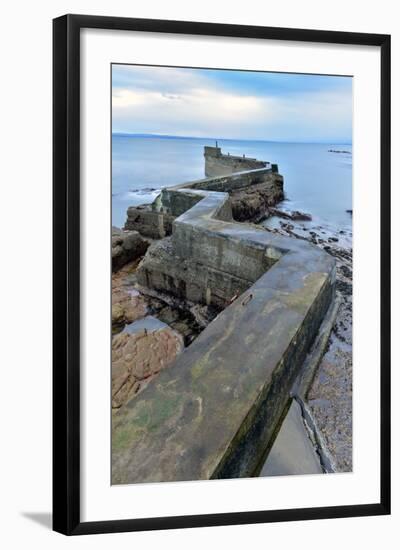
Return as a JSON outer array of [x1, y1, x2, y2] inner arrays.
[[112, 327, 184, 409], [112, 287, 147, 330], [130, 187, 157, 194], [339, 264, 352, 278], [112, 303, 125, 325], [112, 228, 149, 272], [230, 175, 284, 222], [112, 235, 123, 247], [157, 305, 180, 325], [336, 280, 352, 297], [112, 260, 148, 329], [268, 207, 312, 221]]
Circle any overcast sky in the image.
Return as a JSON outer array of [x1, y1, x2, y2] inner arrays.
[[112, 64, 352, 143]]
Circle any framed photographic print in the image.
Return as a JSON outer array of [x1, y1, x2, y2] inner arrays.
[[53, 14, 391, 535]]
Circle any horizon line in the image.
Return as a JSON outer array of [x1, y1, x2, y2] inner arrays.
[[112, 132, 352, 145]]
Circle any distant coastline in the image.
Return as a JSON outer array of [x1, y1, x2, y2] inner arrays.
[[112, 132, 352, 146]]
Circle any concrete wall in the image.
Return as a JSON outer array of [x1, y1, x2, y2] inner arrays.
[[124, 204, 174, 239], [204, 145, 269, 177]]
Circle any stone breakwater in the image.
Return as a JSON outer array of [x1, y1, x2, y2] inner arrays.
[[124, 146, 284, 238], [111, 147, 336, 484]]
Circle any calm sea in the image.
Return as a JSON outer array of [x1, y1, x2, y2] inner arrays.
[[112, 134, 352, 231]]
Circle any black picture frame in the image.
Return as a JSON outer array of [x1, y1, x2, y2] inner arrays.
[[53, 14, 391, 535]]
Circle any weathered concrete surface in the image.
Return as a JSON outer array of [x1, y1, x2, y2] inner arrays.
[[137, 237, 252, 309], [124, 205, 174, 239], [259, 399, 323, 476], [112, 185, 335, 484], [112, 227, 149, 272], [204, 145, 268, 177]]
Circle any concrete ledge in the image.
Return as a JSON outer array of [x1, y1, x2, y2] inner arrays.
[[112, 186, 335, 484]]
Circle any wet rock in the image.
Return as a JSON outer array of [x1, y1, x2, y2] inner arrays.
[[112, 303, 125, 325], [112, 288, 147, 331], [112, 260, 148, 330], [142, 290, 219, 346], [230, 176, 284, 222], [268, 207, 312, 221], [112, 326, 184, 409], [130, 187, 157, 194], [157, 305, 180, 325], [336, 280, 352, 297], [112, 227, 149, 272], [338, 264, 352, 278]]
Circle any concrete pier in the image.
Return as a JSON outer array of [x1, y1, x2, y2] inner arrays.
[[124, 148, 283, 237], [112, 172, 335, 483]]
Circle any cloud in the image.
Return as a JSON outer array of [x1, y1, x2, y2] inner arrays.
[[112, 65, 352, 142]]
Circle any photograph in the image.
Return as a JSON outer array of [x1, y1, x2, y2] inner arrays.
[[110, 63, 353, 484], [0, 1, 394, 544]]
